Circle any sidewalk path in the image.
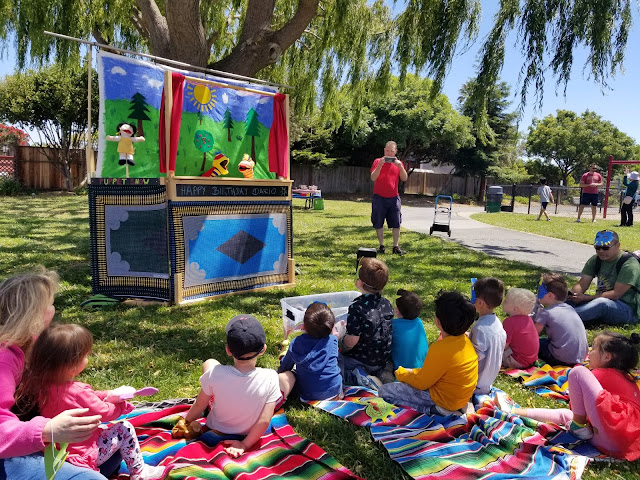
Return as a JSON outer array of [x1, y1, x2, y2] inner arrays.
[[401, 205, 594, 277]]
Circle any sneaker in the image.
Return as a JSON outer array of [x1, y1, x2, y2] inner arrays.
[[536, 218, 541, 221], [592, 219, 596, 223], [495, 391, 515, 413], [392, 246, 406, 256], [130, 464, 167, 480], [430, 404, 464, 417], [378, 245, 385, 254], [569, 421, 593, 440], [547, 218, 551, 221], [576, 219, 581, 222], [352, 366, 382, 391]]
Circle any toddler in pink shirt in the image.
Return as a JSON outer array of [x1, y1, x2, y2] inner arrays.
[[501, 288, 539, 369]]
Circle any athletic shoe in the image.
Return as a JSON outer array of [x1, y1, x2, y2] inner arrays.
[[575, 219, 581, 222], [352, 366, 382, 391], [430, 404, 464, 417], [495, 391, 515, 413], [392, 246, 406, 256], [547, 218, 551, 221], [569, 421, 593, 440], [378, 245, 385, 254], [592, 219, 597, 223]]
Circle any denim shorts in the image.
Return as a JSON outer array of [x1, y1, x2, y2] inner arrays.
[[371, 194, 401, 229]]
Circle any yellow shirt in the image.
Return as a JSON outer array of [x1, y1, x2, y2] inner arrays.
[[395, 334, 478, 411]]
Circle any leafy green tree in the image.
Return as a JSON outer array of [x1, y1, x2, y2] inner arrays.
[[128, 92, 150, 137], [525, 110, 637, 185], [2, 1, 632, 129], [0, 64, 98, 191], [223, 109, 234, 142], [452, 80, 519, 199], [194, 130, 214, 171], [244, 108, 260, 161]]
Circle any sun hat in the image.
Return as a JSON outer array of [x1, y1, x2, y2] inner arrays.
[[225, 314, 266, 360], [629, 171, 639, 181]]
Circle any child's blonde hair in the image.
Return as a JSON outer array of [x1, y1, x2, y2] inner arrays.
[[0, 268, 59, 349], [505, 288, 536, 315]]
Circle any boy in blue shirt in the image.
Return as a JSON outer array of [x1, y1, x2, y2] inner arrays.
[[392, 289, 428, 370], [277, 302, 343, 401]]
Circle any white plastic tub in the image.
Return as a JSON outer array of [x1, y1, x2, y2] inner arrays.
[[280, 291, 360, 338]]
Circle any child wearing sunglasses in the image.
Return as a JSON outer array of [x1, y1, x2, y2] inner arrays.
[[534, 273, 588, 366]]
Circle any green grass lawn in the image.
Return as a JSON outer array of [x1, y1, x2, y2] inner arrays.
[[471, 212, 640, 252], [0, 194, 638, 479]]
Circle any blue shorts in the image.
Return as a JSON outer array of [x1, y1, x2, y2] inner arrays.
[[580, 193, 599, 206], [541, 202, 549, 210], [371, 194, 401, 229]]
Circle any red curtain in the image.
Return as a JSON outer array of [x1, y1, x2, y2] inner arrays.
[[268, 93, 289, 178], [159, 72, 185, 174]]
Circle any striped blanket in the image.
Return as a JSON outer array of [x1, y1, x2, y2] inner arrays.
[[503, 364, 573, 402], [309, 386, 591, 480], [114, 399, 361, 479], [503, 364, 640, 403]]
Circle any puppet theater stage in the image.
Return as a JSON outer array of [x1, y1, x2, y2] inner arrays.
[[89, 51, 294, 304]]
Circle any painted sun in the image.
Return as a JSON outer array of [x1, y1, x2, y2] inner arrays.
[[186, 82, 217, 113]]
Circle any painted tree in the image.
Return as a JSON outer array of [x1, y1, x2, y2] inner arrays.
[[1, 1, 633, 128], [244, 108, 260, 161], [194, 130, 214, 171], [0, 64, 98, 191], [128, 92, 151, 137], [526, 110, 637, 186], [223, 109, 234, 142]]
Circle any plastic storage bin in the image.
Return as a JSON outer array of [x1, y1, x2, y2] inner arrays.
[[280, 290, 360, 338]]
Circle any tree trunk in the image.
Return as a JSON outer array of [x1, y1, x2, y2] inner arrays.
[[477, 174, 487, 203], [201, 152, 207, 171], [227, 128, 231, 142], [137, 119, 145, 137]]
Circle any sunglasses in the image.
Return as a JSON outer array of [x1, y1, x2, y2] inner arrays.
[[594, 245, 611, 251]]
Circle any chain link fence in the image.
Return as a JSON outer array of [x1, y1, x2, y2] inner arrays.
[[487, 184, 640, 220], [0, 155, 16, 180]]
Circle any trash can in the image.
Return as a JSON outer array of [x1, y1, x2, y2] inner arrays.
[[486, 186, 503, 213], [313, 197, 324, 210]]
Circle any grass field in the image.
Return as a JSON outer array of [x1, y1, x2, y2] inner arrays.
[[471, 212, 640, 252], [0, 194, 638, 479]]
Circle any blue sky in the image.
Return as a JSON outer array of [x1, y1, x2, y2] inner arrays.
[[1, 1, 639, 142]]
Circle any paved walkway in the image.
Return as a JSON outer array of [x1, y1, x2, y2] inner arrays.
[[401, 205, 594, 277]]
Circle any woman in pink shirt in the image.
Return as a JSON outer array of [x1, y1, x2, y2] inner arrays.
[[0, 269, 105, 479]]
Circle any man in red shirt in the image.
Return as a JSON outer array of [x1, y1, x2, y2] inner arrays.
[[370, 141, 408, 255], [577, 163, 603, 222]]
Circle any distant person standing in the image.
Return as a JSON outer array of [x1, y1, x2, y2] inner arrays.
[[536, 178, 554, 221], [577, 164, 603, 223], [370, 141, 408, 255], [620, 167, 639, 227]]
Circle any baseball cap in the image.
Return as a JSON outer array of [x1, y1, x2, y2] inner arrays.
[[593, 230, 617, 247], [225, 314, 266, 360]]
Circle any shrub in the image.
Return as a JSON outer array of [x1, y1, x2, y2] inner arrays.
[[0, 177, 22, 195]]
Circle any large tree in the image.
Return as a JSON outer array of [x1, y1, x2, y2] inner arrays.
[[1, 1, 632, 124], [526, 109, 637, 186], [0, 65, 98, 191], [451, 79, 519, 199], [290, 75, 474, 168]]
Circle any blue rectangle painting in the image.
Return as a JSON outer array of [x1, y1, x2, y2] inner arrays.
[[183, 214, 287, 287]]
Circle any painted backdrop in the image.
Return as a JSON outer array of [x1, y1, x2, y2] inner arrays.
[[97, 51, 277, 179]]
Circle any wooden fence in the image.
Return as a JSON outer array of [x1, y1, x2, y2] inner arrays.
[[13, 148, 481, 197], [290, 164, 481, 197], [15, 146, 88, 190]]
